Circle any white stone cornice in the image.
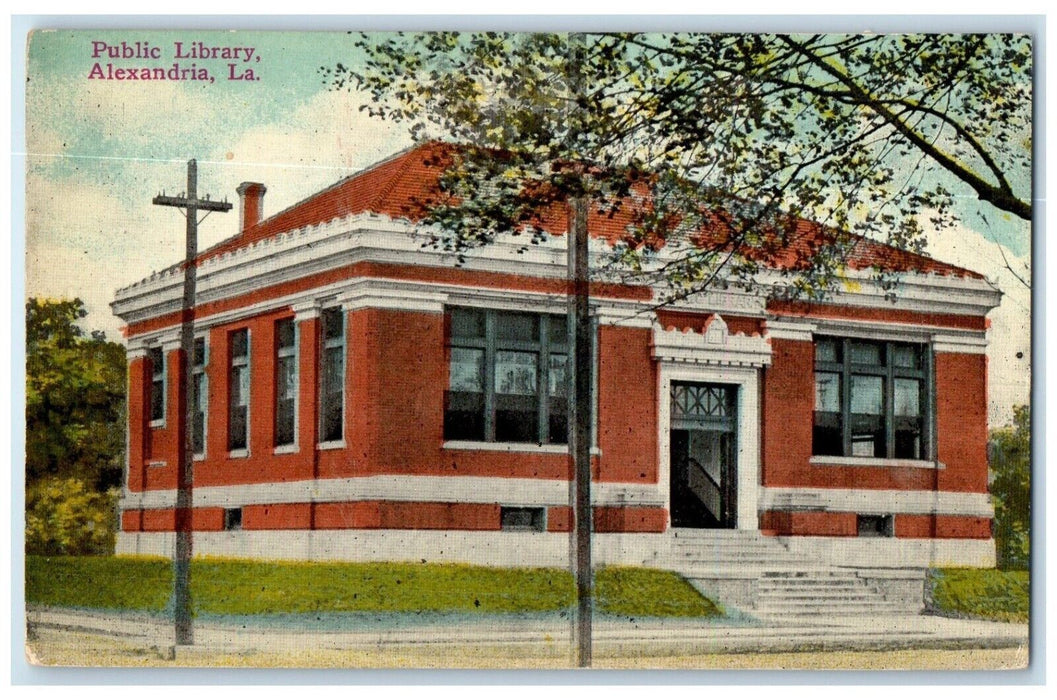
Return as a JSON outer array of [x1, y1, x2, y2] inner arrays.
[[933, 329, 990, 355], [127, 328, 189, 354], [764, 315, 989, 354], [340, 285, 447, 314], [593, 303, 656, 329], [758, 269, 1001, 318], [804, 316, 988, 351], [113, 216, 997, 334], [291, 299, 320, 321], [763, 318, 816, 342], [651, 316, 772, 368]]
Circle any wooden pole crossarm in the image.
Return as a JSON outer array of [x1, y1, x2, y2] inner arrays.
[[153, 195, 233, 212]]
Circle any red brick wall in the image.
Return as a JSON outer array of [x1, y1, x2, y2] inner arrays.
[[547, 506, 573, 532], [243, 503, 312, 530], [126, 356, 149, 493], [935, 353, 990, 493], [127, 304, 662, 497], [760, 511, 990, 538], [122, 279, 990, 540], [597, 325, 657, 484], [129, 501, 513, 531], [314, 502, 383, 529], [122, 509, 143, 532], [140, 348, 184, 491], [192, 312, 318, 489], [137, 507, 225, 532], [348, 307, 448, 477], [761, 337, 815, 487], [760, 511, 858, 537], [377, 502, 502, 530], [297, 315, 321, 478], [593, 506, 667, 533], [895, 514, 991, 539]]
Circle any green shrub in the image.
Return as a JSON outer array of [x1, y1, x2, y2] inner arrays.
[[25, 478, 119, 556], [989, 406, 1031, 571], [928, 568, 1029, 623]]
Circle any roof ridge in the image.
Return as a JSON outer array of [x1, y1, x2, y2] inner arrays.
[[365, 141, 432, 214]]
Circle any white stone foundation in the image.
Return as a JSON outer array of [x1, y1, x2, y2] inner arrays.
[[782, 535, 997, 569], [116, 529, 995, 569]]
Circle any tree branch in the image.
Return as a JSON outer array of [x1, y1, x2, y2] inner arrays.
[[778, 35, 1031, 220]]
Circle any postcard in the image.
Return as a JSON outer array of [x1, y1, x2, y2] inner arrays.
[[22, 27, 1032, 670]]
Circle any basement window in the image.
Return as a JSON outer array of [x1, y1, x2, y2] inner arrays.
[[857, 514, 894, 538], [500, 506, 546, 532], [223, 507, 243, 531]]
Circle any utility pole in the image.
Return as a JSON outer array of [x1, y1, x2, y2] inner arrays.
[[567, 195, 592, 668], [565, 30, 593, 669], [153, 159, 231, 646]]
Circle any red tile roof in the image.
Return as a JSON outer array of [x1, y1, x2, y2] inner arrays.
[[199, 141, 982, 280]]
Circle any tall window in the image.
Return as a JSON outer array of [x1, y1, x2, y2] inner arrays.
[[275, 318, 297, 447], [445, 308, 570, 444], [228, 329, 250, 452], [148, 347, 165, 424], [813, 337, 929, 459], [192, 338, 207, 455], [320, 307, 345, 443]]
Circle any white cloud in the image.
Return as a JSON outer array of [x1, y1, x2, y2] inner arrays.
[[200, 89, 411, 216], [24, 87, 414, 341], [25, 172, 182, 339], [924, 222, 1032, 427]]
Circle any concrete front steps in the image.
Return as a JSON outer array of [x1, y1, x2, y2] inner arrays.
[[657, 529, 925, 622], [754, 570, 911, 621]]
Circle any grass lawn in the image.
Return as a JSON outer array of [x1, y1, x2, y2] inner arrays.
[[25, 556, 721, 618], [928, 568, 1029, 623]]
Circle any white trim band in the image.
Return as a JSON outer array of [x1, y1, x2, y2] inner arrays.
[[120, 475, 665, 511], [760, 487, 993, 518]]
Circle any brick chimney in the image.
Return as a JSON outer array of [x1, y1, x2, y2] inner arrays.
[[236, 182, 267, 233]]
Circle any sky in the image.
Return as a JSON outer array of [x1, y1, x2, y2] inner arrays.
[[21, 29, 1032, 427]]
